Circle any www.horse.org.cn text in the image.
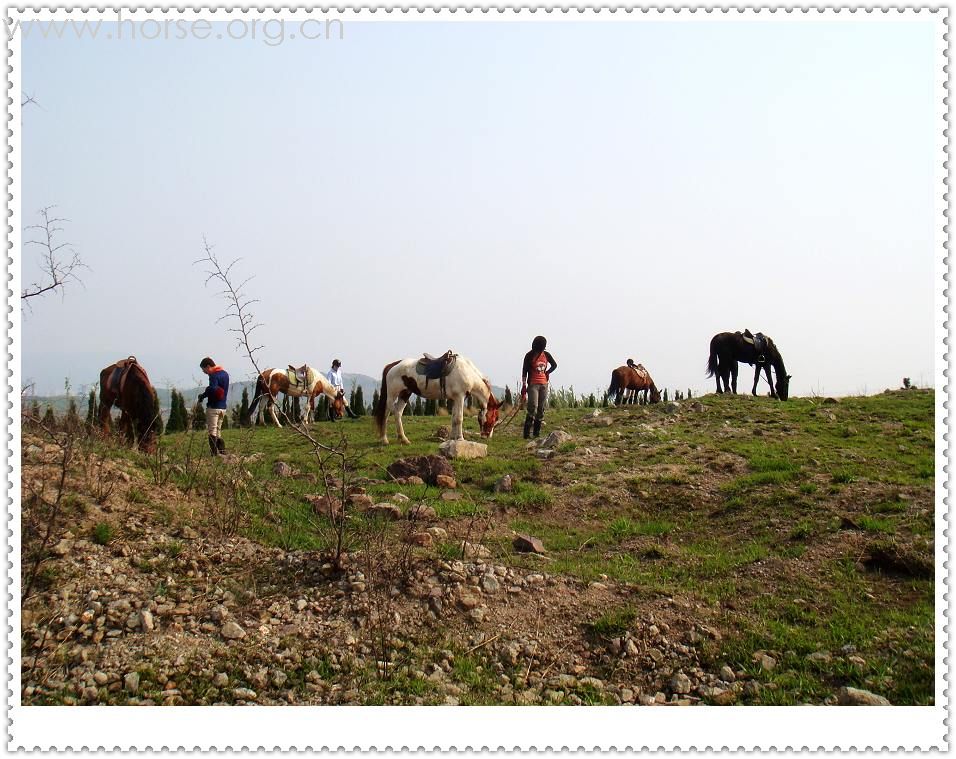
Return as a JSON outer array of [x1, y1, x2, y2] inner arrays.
[[6, 14, 345, 46]]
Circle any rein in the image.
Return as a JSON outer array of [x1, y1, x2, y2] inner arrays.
[[494, 398, 525, 429]]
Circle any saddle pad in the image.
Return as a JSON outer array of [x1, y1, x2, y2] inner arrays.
[[107, 365, 125, 395]]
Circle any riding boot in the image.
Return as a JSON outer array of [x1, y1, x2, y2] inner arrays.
[[532, 419, 542, 438], [208, 435, 219, 456], [346, 406, 359, 419], [216, 437, 226, 455], [523, 417, 533, 439]]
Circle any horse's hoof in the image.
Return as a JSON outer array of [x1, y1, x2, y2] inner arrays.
[[400, 439, 411, 446]]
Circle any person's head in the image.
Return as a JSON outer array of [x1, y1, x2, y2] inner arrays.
[[200, 357, 216, 375], [331, 359, 341, 370], [531, 336, 547, 352]]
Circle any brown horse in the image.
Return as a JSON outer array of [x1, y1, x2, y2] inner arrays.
[[98, 357, 159, 453], [608, 365, 662, 405], [249, 366, 341, 426]]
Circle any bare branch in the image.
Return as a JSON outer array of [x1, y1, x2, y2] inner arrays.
[[21, 206, 87, 304]]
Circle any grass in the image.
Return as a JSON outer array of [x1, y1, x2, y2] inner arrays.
[[91, 522, 114, 545]]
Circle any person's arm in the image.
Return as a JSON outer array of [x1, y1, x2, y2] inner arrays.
[[198, 376, 212, 402], [520, 352, 531, 391], [545, 351, 558, 376]]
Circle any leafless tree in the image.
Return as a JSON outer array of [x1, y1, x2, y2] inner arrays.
[[22, 206, 85, 303]]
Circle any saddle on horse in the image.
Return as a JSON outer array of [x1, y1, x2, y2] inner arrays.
[[415, 350, 457, 400], [287, 364, 309, 386], [741, 330, 768, 362], [107, 356, 148, 397]]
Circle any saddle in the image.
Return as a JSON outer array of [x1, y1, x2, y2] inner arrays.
[[108, 356, 148, 396], [287, 364, 309, 386], [741, 330, 768, 362], [415, 350, 457, 399]]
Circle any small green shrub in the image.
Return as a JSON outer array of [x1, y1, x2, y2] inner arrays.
[[92, 522, 114, 545], [588, 606, 637, 637]]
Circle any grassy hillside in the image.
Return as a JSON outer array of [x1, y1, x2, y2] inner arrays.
[[20, 389, 934, 706]]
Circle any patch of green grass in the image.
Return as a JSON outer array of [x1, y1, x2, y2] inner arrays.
[[494, 483, 553, 509], [857, 515, 895, 534], [721, 470, 799, 494], [606, 516, 673, 541], [126, 487, 148, 504], [799, 483, 818, 495], [91, 522, 114, 545], [588, 606, 637, 637], [831, 471, 854, 484], [789, 520, 812, 541]]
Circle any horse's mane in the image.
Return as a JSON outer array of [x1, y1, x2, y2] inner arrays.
[[129, 369, 159, 436]]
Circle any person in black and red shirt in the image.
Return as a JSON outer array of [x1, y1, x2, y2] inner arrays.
[[520, 336, 557, 439], [198, 357, 230, 456]]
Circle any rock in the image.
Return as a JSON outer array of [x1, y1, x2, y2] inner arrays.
[[587, 409, 602, 418], [124, 672, 140, 693], [710, 688, 736, 705], [221, 621, 246, 640], [690, 401, 705, 412], [719, 665, 736, 682], [806, 651, 832, 664], [513, 534, 546, 554], [439, 440, 488, 460], [272, 462, 294, 478], [480, 575, 500, 594], [536, 449, 555, 459], [457, 593, 480, 611], [742, 680, 762, 698], [462, 542, 491, 559], [435, 474, 457, 489], [625, 639, 641, 658], [213, 672, 229, 687], [541, 430, 572, 449], [233, 687, 257, 701], [52, 539, 73, 557], [664, 402, 680, 414], [407, 504, 437, 521], [426, 527, 448, 541], [494, 475, 515, 493], [306, 494, 343, 518], [405, 532, 433, 548], [296, 599, 308, 611], [670, 672, 692, 695], [756, 654, 777, 671], [391, 493, 410, 504], [847, 655, 867, 668], [94, 671, 109, 686], [648, 648, 664, 664], [404, 476, 425, 486], [579, 676, 605, 691], [388, 455, 456, 484], [837, 686, 890, 706], [434, 425, 451, 441], [349, 494, 374, 508], [140, 610, 154, 632], [440, 491, 462, 501], [366, 503, 402, 521]]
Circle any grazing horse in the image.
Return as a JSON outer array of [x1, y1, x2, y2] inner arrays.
[[98, 356, 159, 453], [608, 365, 662, 406], [249, 366, 341, 426], [706, 331, 791, 400], [374, 353, 503, 444]]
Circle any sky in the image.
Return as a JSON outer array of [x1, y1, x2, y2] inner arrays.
[[21, 16, 940, 398]]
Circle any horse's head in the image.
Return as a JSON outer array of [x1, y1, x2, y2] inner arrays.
[[776, 374, 792, 401], [649, 385, 662, 404], [479, 394, 502, 438], [332, 390, 347, 417]]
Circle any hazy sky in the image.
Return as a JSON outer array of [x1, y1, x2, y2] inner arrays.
[[21, 17, 940, 398]]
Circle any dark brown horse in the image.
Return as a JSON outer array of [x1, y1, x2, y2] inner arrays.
[[608, 365, 662, 405], [98, 357, 159, 452], [706, 331, 791, 400]]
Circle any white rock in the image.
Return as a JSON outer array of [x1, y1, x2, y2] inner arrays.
[[221, 620, 246, 640], [439, 439, 488, 459]]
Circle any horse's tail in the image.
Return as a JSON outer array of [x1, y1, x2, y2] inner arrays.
[[248, 374, 269, 415], [608, 369, 620, 397], [374, 361, 399, 436], [706, 337, 719, 378]]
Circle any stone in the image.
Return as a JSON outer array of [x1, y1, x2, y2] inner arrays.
[[124, 672, 140, 693], [494, 475, 515, 493], [94, 671, 109, 686], [847, 655, 867, 668], [837, 687, 890, 706], [407, 504, 437, 521], [434, 425, 451, 441], [306, 494, 343, 518], [480, 575, 500, 594], [233, 687, 257, 701], [626, 639, 641, 658], [457, 593, 480, 611], [387, 455, 456, 484], [52, 539, 73, 557], [541, 430, 572, 449], [349, 494, 374, 508], [664, 402, 680, 414], [719, 665, 736, 682], [426, 527, 448, 541], [536, 449, 555, 460], [435, 474, 457, 489], [272, 462, 294, 478], [440, 491, 462, 502], [462, 542, 491, 559], [391, 493, 410, 503], [140, 610, 154, 632], [405, 532, 433, 548], [710, 688, 736, 705], [757, 654, 777, 671], [670, 672, 692, 695], [439, 440, 488, 460], [690, 402, 705, 412], [513, 534, 546, 554], [213, 672, 229, 687], [221, 621, 246, 640], [366, 503, 402, 521], [806, 651, 832, 664], [405, 476, 425, 485]]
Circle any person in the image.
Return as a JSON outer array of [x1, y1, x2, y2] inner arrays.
[[520, 336, 557, 439], [326, 359, 359, 419], [197, 357, 229, 456]]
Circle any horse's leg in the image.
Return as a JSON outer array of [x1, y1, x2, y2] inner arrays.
[[306, 395, 315, 424], [269, 396, 282, 428], [393, 397, 411, 445], [451, 396, 465, 440], [731, 363, 738, 394], [752, 365, 761, 396], [766, 365, 776, 398], [98, 397, 112, 435]]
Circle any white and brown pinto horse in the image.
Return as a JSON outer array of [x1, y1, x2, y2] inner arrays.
[[249, 366, 342, 426], [374, 354, 503, 445]]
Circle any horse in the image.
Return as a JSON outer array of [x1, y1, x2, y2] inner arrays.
[[249, 366, 342, 427], [608, 365, 662, 406], [98, 356, 159, 453], [374, 353, 503, 445], [706, 331, 791, 400]]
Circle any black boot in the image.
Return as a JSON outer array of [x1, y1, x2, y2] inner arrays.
[[208, 435, 219, 456], [346, 406, 359, 419], [523, 417, 533, 439], [216, 437, 226, 455], [532, 419, 542, 438]]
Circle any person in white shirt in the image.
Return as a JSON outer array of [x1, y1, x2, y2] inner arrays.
[[326, 359, 359, 419]]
